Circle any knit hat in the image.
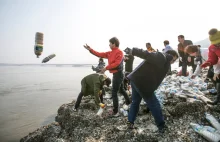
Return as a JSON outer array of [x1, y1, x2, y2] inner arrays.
[[209, 28, 220, 45]]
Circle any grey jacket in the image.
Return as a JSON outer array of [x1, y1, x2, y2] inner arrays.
[[92, 61, 105, 73]]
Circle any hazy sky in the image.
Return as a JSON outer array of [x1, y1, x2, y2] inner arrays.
[[0, 0, 219, 64]]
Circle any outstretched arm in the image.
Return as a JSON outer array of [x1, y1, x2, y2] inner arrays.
[[201, 46, 218, 68], [131, 48, 166, 66], [84, 44, 109, 58]]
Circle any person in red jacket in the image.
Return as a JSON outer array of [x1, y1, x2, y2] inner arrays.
[[201, 28, 220, 68], [201, 28, 220, 105], [83, 37, 131, 116]]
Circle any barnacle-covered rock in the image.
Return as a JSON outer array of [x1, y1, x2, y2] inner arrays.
[[21, 69, 219, 142]]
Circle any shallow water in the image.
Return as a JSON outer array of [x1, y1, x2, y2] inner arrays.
[[0, 64, 114, 142]]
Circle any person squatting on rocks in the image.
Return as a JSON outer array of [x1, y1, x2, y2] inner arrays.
[[92, 58, 105, 73], [184, 45, 208, 79], [124, 47, 178, 133], [146, 42, 156, 52], [73, 73, 111, 111], [201, 28, 220, 105], [178, 35, 196, 76], [83, 37, 131, 117]]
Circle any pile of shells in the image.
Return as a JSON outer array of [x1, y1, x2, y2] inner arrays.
[[21, 69, 220, 142]]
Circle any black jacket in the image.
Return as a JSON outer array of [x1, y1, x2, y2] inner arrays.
[[127, 48, 173, 98]]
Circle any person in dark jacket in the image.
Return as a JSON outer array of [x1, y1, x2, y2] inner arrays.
[[123, 54, 134, 91], [92, 58, 105, 73], [124, 47, 178, 133], [83, 37, 131, 117], [124, 54, 134, 73], [74, 73, 111, 111], [178, 35, 196, 76]]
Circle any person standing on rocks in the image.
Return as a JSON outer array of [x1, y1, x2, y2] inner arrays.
[[124, 54, 134, 73], [146, 42, 156, 52], [83, 37, 131, 116], [123, 53, 134, 91], [73, 73, 111, 111], [177, 35, 196, 76], [124, 47, 178, 133], [201, 28, 220, 105], [162, 40, 173, 53], [162, 40, 173, 75]]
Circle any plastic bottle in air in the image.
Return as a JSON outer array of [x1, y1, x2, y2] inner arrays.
[[34, 32, 44, 58], [42, 54, 56, 63]]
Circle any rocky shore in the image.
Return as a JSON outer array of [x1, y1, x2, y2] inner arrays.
[[20, 69, 220, 142]]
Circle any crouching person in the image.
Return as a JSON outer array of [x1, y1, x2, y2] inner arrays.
[[124, 47, 178, 133], [73, 73, 111, 111]]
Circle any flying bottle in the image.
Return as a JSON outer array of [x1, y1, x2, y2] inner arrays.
[[42, 54, 56, 63], [34, 32, 44, 58]]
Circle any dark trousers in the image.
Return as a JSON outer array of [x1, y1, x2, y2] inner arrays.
[[120, 81, 131, 104], [192, 64, 196, 73], [75, 92, 83, 109], [128, 81, 165, 129], [74, 91, 104, 109], [182, 61, 197, 76], [167, 66, 172, 75], [182, 61, 188, 76], [112, 71, 131, 113]]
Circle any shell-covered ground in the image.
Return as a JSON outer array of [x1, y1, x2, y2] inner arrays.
[[20, 69, 220, 142]]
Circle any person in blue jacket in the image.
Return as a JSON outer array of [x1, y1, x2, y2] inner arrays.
[[124, 47, 178, 133]]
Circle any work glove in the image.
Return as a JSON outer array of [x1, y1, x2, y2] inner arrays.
[[124, 47, 132, 55], [200, 62, 211, 68], [99, 103, 105, 108]]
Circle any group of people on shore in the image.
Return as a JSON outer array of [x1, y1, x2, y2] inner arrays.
[[73, 27, 220, 134]]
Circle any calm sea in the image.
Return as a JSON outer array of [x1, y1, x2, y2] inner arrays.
[[0, 64, 113, 142]]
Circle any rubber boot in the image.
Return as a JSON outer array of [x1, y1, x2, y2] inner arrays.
[[210, 83, 220, 105]]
